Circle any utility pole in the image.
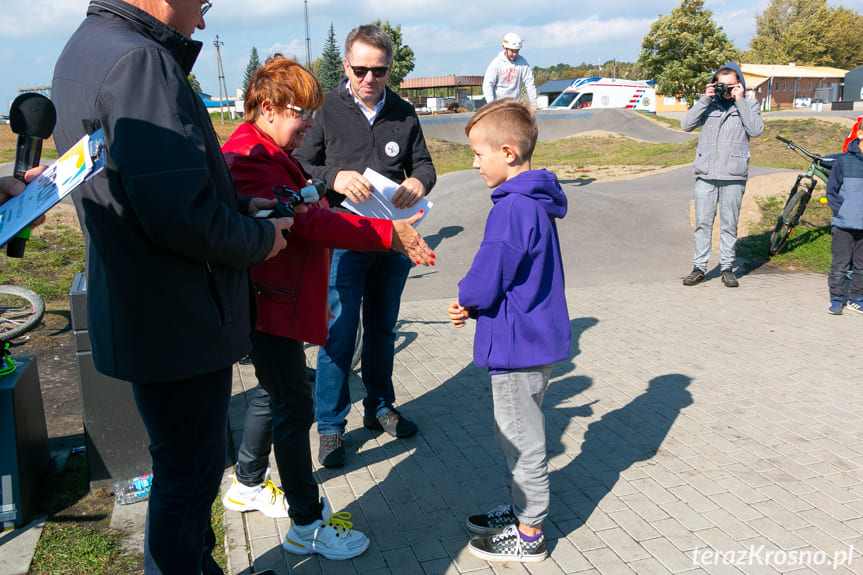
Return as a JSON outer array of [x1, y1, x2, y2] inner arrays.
[[304, 0, 312, 68], [213, 35, 230, 124]]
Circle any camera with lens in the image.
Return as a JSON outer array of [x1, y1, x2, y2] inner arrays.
[[253, 178, 327, 235], [714, 82, 732, 97]]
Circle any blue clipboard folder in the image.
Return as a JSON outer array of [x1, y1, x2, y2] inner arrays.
[[0, 129, 105, 249]]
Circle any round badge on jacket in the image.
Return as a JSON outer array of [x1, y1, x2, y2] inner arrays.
[[385, 141, 400, 157]]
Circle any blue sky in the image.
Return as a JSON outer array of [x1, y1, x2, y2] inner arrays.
[[1, 0, 861, 112]]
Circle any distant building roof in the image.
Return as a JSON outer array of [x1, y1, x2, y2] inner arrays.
[[400, 75, 483, 90], [741, 64, 848, 79], [536, 79, 574, 93]]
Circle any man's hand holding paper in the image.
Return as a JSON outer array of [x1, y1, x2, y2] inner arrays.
[[341, 167, 432, 224], [334, 169, 374, 204], [391, 176, 425, 209]]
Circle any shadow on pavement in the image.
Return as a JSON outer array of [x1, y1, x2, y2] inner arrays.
[[422, 226, 463, 252], [548, 373, 693, 548], [559, 178, 596, 187], [320, 316, 610, 564]]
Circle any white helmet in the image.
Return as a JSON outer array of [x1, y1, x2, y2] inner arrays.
[[502, 33, 523, 50]]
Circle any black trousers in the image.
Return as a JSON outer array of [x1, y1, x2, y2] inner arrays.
[[829, 226, 863, 300], [248, 331, 322, 525], [133, 367, 232, 575]]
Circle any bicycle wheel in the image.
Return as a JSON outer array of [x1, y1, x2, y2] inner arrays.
[[0, 286, 46, 342], [768, 185, 811, 255]]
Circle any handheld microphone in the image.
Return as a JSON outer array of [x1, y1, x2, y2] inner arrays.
[[7, 92, 56, 258]]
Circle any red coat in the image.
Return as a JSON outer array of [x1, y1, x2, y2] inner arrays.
[[223, 122, 393, 345]]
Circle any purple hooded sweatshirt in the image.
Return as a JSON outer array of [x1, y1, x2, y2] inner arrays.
[[458, 169, 571, 372]]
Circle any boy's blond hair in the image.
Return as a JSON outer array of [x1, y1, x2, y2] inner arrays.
[[464, 99, 538, 160]]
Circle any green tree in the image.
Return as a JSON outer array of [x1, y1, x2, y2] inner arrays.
[[638, 0, 741, 105], [242, 47, 262, 93], [371, 20, 415, 93], [318, 23, 344, 92], [532, 61, 644, 88], [187, 74, 202, 93], [828, 7, 863, 70], [747, 0, 863, 68]]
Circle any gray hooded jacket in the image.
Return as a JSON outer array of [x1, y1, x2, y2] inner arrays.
[[681, 62, 764, 181]]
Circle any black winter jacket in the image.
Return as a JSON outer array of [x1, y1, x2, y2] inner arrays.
[[52, 0, 274, 382], [294, 83, 436, 207]]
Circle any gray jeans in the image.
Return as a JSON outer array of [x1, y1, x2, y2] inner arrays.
[[693, 178, 745, 271], [491, 364, 554, 528]]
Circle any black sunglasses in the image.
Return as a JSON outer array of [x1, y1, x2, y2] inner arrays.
[[347, 60, 389, 79]]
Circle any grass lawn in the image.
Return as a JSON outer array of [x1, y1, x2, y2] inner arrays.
[[738, 192, 834, 272], [2, 114, 846, 573]]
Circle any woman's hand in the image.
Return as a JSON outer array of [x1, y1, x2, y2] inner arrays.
[[390, 211, 435, 265], [248, 197, 277, 214]]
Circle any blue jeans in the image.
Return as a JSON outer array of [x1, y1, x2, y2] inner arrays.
[[132, 367, 231, 575], [315, 249, 411, 435], [693, 178, 745, 271], [491, 365, 554, 528]]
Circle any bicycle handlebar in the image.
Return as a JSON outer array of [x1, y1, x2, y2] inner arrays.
[[774, 135, 830, 165]]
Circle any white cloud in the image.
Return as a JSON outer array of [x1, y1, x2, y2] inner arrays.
[[0, 1, 85, 37]]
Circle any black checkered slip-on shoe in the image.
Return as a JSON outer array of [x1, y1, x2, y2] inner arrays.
[[466, 504, 518, 535], [467, 525, 547, 563]]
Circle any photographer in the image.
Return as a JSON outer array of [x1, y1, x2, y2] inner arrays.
[[681, 62, 763, 288]]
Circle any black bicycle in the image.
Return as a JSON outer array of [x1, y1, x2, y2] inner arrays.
[[768, 136, 835, 255], [0, 285, 45, 343]]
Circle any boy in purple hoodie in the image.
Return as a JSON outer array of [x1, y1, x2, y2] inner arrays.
[[448, 99, 570, 563]]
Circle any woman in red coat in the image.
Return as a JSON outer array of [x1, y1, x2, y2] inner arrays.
[[220, 55, 433, 560]]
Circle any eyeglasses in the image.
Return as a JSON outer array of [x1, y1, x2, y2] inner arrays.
[[201, 0, 212, 17], [286, 104, 315, 121], [347, 60, 389, 79]]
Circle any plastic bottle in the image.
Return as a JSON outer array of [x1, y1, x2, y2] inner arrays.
[[114, 473, 153, 505]]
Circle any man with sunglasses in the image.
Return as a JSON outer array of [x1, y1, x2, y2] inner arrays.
[[52, 1, 292, 573], [295, 24, 436, 468]]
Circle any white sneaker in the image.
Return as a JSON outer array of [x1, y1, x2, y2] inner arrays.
[[282, 497, 370, 560], [222, 473, 289, 519]]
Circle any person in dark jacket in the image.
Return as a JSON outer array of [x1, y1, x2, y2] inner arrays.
[[51, 1, 294, 573], [448, 99, 570, 564], [294, 24, 436, 468], [825, 137, 863, 314], [680, 62, 764, 288]]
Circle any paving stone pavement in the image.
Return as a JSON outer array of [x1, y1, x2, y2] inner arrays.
[[221, 271, 863, 575]]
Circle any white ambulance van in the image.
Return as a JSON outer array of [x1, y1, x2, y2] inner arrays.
[[548, 77, 656, 113]]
